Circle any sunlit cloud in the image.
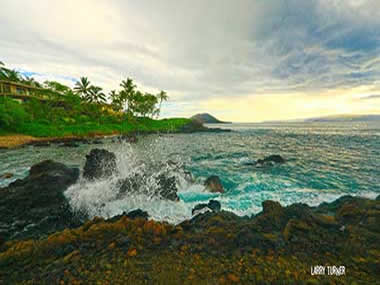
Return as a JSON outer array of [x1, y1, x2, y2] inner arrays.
[[1, 0, 380, 121]]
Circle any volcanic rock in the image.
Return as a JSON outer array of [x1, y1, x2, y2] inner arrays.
[[192, 200, 221, 215], [118, 173, 179, 201], [204, 175, 224, 193], [83, 149, 117, 180], [256, 155, 285, 165], [0, 160, 81, 241]]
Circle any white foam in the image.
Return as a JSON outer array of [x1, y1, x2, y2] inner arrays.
[[64, 144, 379, 225]]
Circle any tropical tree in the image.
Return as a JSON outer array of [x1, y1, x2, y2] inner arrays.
[[44, 80, 70, 94], [86, 85, 106, 104], [0, 61, 23, 82], [127, 91, 159, 118], [156, 90, 169, 118], [74, 77, 91, 98], [0, 61, 7, 80], [0, 69, 22, 82], [119, 77, 136, 113], [24, 77, 42, 88], [110, 90, 122, 111]]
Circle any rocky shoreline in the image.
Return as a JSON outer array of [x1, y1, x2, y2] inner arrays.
[[0, 149, 379, 284], [0, 120, 231, 149]]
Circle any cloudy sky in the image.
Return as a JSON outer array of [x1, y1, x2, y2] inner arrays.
[[1, 0, 380, 122]]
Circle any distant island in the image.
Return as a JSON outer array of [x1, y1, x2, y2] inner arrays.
[[262, 114, 380, 123], [304, 114, 380, 122], [191, 113, 231, 124]]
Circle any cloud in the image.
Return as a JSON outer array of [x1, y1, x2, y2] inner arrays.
[[360, 94, 380, 100], [1, 0, 380, 121]]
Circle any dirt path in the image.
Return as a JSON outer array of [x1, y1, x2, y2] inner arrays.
[[0, 134, 40, 148], [0, 133, 122, 149]]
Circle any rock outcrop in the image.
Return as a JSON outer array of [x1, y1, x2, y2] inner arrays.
[[256, 154, 285, 166], [204, 175, 224, 193], [83, 148, 117, 180], [0, 194, 378, 283], [118, 173, 179, 201], [0, 160, 82, 241], [192, 200, 221, 215]]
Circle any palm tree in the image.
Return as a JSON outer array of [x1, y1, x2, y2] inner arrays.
[[86, 86, 106, 104], [0, 68, 22, 82], [74, 77, 91, 97], [120, 77, 136, 113], [0, 62, 7, 80], [0, 61, 21, 82], [24, 76, 42, 88], [110, 90, 122, 111], [156, 90, 169, 118]]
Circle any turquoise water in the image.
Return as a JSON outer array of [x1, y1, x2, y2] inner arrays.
[[1, 122, 379, 223]]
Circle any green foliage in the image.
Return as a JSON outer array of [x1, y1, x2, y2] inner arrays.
[[44, 80, 70, 93], [119, 77, 136, 114], [0, 97, 30, 129], [85, 85, 106, 104], [0, 64, 179, 138], [74, 77, 91, 97]]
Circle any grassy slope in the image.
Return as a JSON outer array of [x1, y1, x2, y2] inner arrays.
[[0, 96, 191, 138], [1, 117, 191, 138]]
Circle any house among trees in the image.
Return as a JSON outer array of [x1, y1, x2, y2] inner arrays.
[[0, 80, 47, 101]]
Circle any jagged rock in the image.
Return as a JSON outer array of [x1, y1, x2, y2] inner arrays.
[[262, 200, 283, 214], [119, 173, 144, 194], [118, 133, 138, 143], [179, 119, 208, 133], [59, 142, 79, 148], [0, 160, 81, 241], [32, 142, 51, 147], [83, 149, 117, 180], [256, 155, 285, 165], [118, 173, 179, 201], [204, 175, 224, 193], [156, 174, 179, 201], [192, 200, 221, 215], [107, 209, 149, 223], [126, 209, 149, 219]]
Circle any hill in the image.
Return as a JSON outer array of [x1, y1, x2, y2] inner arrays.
[[261, 114, 380, 123], [304, 114, 380, 122], [191, 113, 231, 124]]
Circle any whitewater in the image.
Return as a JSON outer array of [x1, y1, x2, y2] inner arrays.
[[1, 122, 379, 224]]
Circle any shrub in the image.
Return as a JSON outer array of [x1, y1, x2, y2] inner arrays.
[[0, 97, 30, 131]]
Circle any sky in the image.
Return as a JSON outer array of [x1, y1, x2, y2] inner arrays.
[[1, 0, 380, 122]]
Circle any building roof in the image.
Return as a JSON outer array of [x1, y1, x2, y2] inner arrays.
[[0, 80, 44, 90]]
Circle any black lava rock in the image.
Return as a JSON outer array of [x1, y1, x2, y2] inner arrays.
[[256, 155, 285, 165], [83, 149, 117, 180], [204, 175, 224, 193], [192, 200, 221, 215], [0, 160, 81, 241]]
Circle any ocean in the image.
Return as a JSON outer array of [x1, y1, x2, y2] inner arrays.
[[1, 122, 379, 224]]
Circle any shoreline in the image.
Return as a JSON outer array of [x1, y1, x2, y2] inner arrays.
[[0, 127, 232, 149], [0, 150, 379, 283], [0, 133, 119, 149]]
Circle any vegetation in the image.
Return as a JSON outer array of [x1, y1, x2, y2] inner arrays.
[[0, 195, 379, 284], [0, 61, 188, 138]]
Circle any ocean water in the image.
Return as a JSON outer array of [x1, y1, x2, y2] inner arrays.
[[1, 122, 379, 224]]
